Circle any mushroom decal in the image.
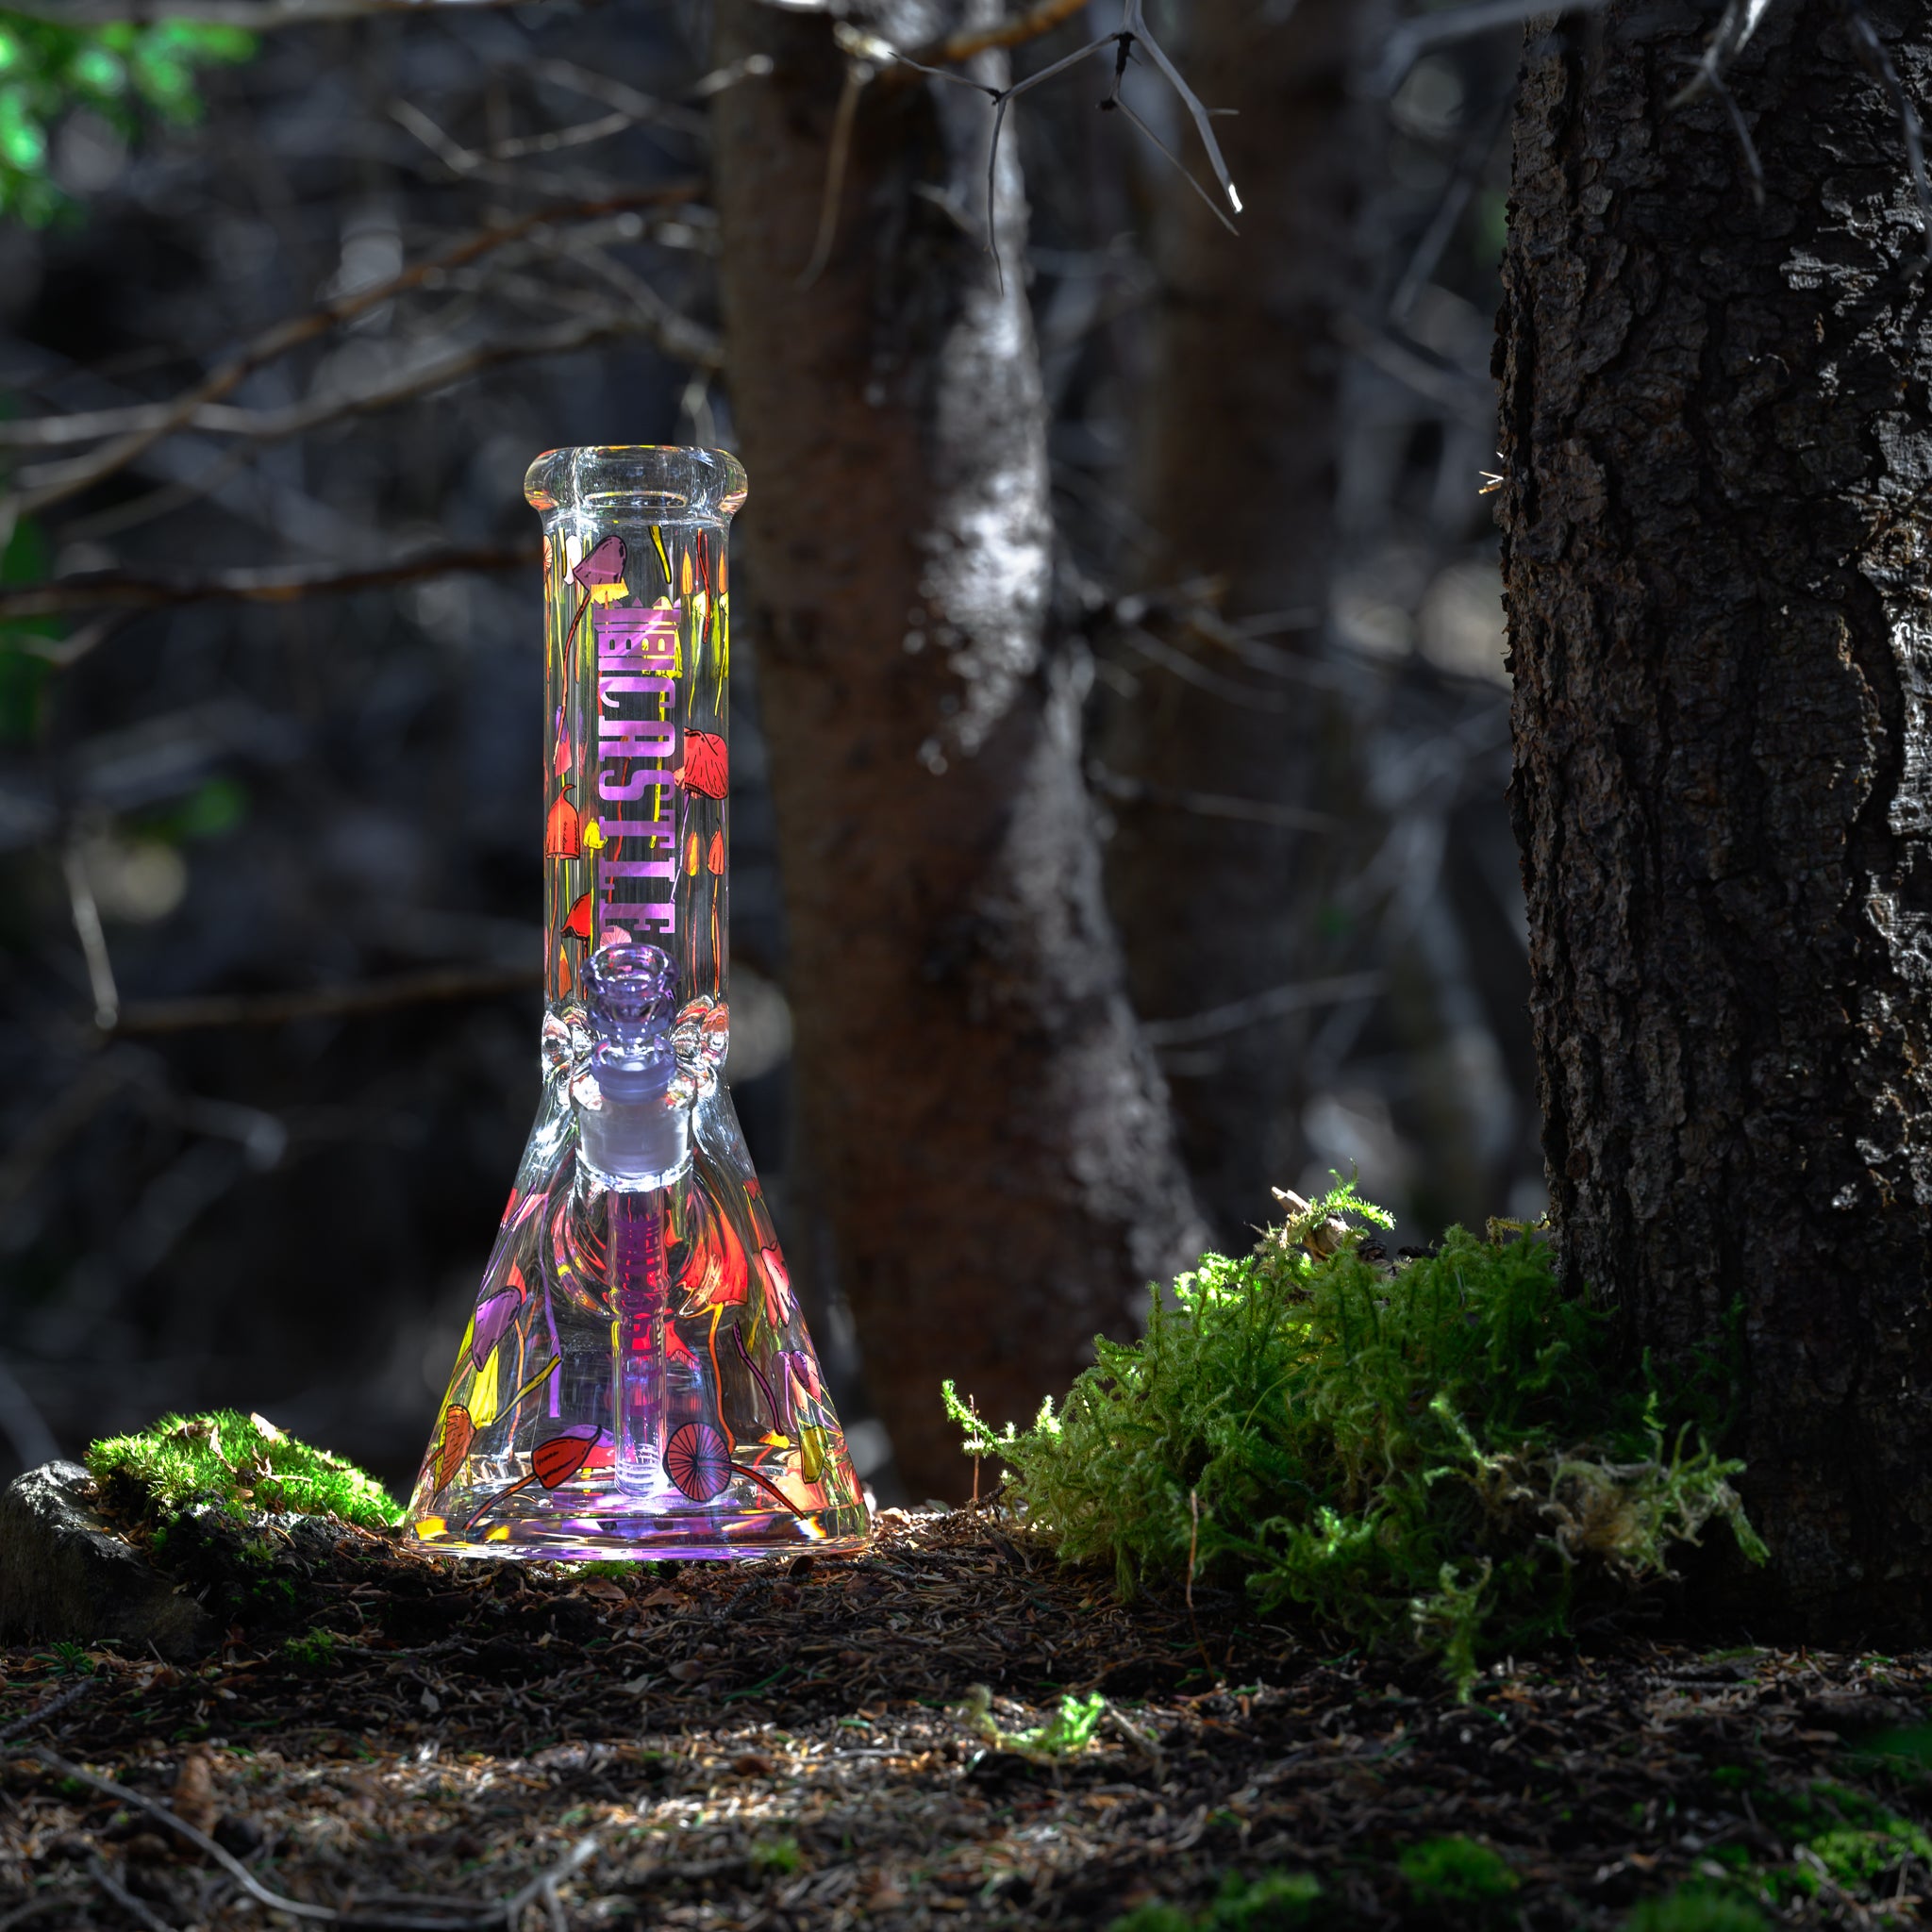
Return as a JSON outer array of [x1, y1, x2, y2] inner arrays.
[[561, 535, 626, 666], [544, 782, 581, 858]]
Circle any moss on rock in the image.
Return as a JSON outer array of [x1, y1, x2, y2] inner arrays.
[[86, 1410, 398, 1531]]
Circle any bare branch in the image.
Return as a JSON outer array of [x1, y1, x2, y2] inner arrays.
[[0, 1680, 92, 1744], [61, 839, 119, 1033], [1391, 87, 1515, 321], [527, 242, 724, 366], [389, 97, 629, 200], [1089, 758, 1343, 832], [1122, 0, 1241, 215], [915, 0, 1092, 68], [1107, 90, 1240, 237], [1670, 0, 1781, 108], [691, 52, 777, 99], [22, 310, 717, 474], [862, 0, 1238, 287], [0, 186, 699, 520], [527, 58, 709, 142], [0, 542, 538, 623], [89, 1860, 174, 1932], [1141, 971, 1390, 1047], [1706, 65, 1767, 208], [798, 56, 873, 290]]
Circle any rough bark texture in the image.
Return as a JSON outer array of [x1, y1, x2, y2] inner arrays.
[[1498, 2, 1932, 1632], [711, 0, 1205, 1497], [1101, 0, 1389, 1243]]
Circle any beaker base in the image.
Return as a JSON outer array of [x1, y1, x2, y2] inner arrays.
[[408, 1480, 869, 1561]]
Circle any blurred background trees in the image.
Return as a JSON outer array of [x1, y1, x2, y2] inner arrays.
[[0, 0, 1541, 1502]]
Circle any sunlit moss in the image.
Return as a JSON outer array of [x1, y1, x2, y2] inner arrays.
[[87, 1409, 399, 1530], [948, 1178, 1763, 1695]]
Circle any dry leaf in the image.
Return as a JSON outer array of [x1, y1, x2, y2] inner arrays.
[[637, 1587, 682, 1607], [730, 1752, 774, 1777], [579, 1579, 627, 1604], [172, 1749, 218, 1837]]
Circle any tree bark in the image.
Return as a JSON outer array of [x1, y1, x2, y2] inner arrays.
[[1498, 1, 1932, 1631], [1101, 0, 1390, 1244], [711, 0, 1205, 1498]]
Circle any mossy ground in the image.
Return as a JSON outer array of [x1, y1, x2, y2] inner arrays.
[[85, 1408, 399, 1530], [951, 1179, 1761, 1692]]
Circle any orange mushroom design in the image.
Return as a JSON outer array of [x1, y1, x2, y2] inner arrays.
[[545, 783, 581, 858]]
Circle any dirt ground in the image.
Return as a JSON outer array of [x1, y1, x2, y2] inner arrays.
[[2, 1507, 1928, 1930]]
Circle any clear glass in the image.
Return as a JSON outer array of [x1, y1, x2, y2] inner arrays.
[[406, 446, 869, 1558]]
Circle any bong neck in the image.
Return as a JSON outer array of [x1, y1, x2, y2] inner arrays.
[[526, 447, 742, 1022]]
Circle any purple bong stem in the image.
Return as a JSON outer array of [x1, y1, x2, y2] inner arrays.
[[578, 944, 689, 1500]]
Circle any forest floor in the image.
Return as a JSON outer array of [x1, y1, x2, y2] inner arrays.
[[0, 1507, 1928, 1931]]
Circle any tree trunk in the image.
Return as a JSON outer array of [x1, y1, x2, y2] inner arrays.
[[710, 0, 1205, 1498], [1498, 1, 1932, 1631], [1101, 0, 1389, 1244]]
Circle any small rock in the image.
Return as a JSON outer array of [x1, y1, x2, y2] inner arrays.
[[212, 1812, 263, 1858], [0, 1463, 216, 1661]]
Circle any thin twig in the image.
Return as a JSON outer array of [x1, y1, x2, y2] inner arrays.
[[1706, 66, 1767, 208], [1141, 971, 1390, 1048], [89, 1858, 176, 1932], [388, 97, 626, 201], [60, 841, 119, 1033], [798, 58, 873, 291], [30, 1747, 337, 1924], [1121, 0, 1241, 214], [1107, 92, 1240, 236], [1087, 760, 1343, 834], [1185, 1490, 1220, 1686], [529, 239, 724, 368], [539, 58, 711, 136], [0, 1679, 93, 1745], [1391, 87, 1516, 321], [909, 0, 1092, 71], [864, 0, 1236, 290], [1669, 0, 1780, 108]]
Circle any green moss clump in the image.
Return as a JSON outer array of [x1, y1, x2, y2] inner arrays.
[[947, 1178, 1764, 1694], [1622, 1887, 1771, 1932], [1111, 1871, 1325, 1932], [1400, 1836, 1519, 1911], [87, 1410, 399, 1531], [280, 1627, 341, 1669]]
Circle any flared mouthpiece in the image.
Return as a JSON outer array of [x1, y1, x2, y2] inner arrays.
[[578, 944, 689, 1189]]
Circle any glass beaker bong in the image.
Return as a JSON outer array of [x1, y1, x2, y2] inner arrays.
[[408, 446, 869, 1558]]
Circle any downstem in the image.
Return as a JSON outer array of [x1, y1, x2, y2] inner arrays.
[[610, 1188, 671, 1495]]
